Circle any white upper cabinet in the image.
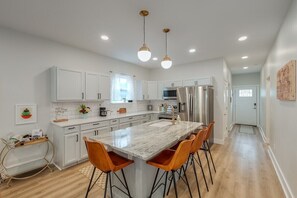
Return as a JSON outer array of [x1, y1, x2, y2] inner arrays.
[[136, 80, 148, 100], [85, 72, 100, 100], [51, 67, 110, 102], [182, 79, 199, 87], [85, 73, 110, 101], [163, 80, 183, 88], [147, 81, 158, 100], [182, 77, 213, 87], [98, 74, 111, 100], [157, 81, 164, 100], [51, 67, 84, 101]]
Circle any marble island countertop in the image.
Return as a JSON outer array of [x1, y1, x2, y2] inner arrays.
[[90, 120, 202, 161], [51, 111, 160, 127]]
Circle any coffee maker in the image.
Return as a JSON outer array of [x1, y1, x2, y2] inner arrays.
[[99, 107, 107, 117]]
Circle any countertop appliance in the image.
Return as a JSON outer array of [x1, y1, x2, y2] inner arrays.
[[99, 107, 107, 117], [177, 86, 214, 145], [163, 87, 177, 100]]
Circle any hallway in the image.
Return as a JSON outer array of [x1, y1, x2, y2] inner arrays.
[[0, 125, 285, 198]]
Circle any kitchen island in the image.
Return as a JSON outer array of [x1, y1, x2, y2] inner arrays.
[[90, 120, 202, 198]]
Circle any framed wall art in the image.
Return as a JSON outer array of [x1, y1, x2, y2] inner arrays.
[[277, 60, 296, 101], [15, 104, 37, 125]]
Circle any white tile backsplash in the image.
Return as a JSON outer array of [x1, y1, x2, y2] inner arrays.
[[51, 100, 149, 121]]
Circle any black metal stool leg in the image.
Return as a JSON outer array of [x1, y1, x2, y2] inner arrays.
[[121, 169, 132, 198], [197, 152, 209, 191], [191, 155, 201, 198], [166, 174, 173, 196], [104, 172, 109, 198], [85, 166, 96, 198], [182, 166, 193, 198], [108, 172, 113, 198], [172, 171, 178, 198], [204, 143, 213, 184], [163, 171, 169, 198], [149, 168, 160, 198], [206, 141, 216, 172]]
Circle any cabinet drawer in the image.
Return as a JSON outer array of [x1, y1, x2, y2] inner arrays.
[[120, 116, 135, 123], [81, 121, 109, 131], [64, 126, 80, 134], [142, 117, 150, 122], [132, 121, 142, 126], [109, 119, 119, 125], [119, 123, 132, 129], [135, 114, 148, 120]]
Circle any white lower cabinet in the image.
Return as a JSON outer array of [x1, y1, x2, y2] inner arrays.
[[64, 133, 80, 166], [150, 114, 159, 121], [80, 126, 110, 160], [53, 113, 160, 170], [80, 129, 97, 160], [110, 125, 119, 131]]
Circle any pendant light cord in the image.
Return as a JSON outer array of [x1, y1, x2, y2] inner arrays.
[[165, 32, 168, 56], [143, 16, 146, 44]]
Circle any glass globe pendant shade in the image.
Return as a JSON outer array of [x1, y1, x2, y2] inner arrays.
[[161, 55, 172, 69], [138, 44, 151, 62]]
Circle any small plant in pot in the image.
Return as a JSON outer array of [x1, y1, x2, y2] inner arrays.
[[79, 104, 91, 118]]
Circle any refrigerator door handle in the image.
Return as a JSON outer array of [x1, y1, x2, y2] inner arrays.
[[189, 94, 193, 114]]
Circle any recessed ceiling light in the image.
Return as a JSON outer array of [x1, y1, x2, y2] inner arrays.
[[100, 35, 109, 41], [238, 36, 248, 41], [241, 56, 248, 59], [189, 48, 196, 53], [243, 67, 248, 69], [152, 57, 158, 61]]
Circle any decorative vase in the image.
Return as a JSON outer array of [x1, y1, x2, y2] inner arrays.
[[80, 114, 88, 119]]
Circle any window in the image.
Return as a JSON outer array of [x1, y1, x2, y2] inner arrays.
[[111, 73, 134, 103], [239, 89, 253, 97]]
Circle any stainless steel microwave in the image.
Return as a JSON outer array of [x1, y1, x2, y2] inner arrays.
[[163, 87, 177, 100]]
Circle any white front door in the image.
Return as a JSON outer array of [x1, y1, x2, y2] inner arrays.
[[235, 86, 257, 125]]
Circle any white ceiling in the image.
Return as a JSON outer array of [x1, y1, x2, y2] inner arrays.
[[0, 0, 292, 74]]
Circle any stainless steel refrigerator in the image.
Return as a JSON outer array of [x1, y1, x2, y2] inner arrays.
[[177, 86, 214, 144]]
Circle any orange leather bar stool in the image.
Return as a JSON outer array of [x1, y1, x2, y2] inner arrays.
[[200, 122, 216, 184], [147, 135, 195, 198], [83, 137, 134, 198], [168, 129, 209, 198]]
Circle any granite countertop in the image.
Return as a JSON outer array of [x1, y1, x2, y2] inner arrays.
[[90, 120, 202, 161], [51, 111, 160, 127]]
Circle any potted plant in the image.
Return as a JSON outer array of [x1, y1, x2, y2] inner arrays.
[[79, 104, 91, 119]]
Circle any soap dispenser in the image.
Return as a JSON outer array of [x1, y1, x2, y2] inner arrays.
[[176, 115, 181, 124]]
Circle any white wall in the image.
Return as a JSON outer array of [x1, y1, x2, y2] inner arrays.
[[0, 27, 150, 173], [260, 0, 297, 197], [232, 72, 260, 86], [223, 60, 233, 132], [150, 58, 226, 144]]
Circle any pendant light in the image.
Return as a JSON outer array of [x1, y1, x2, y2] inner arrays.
[[137, 10, 151, 62], [161, 28, 172, 69]]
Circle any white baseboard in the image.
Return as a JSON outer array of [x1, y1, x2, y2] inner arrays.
[[267, 147, 295, 198], [258, 127, 294, 198], [214, 138, 224, 145], [258, 126, 268, 144]]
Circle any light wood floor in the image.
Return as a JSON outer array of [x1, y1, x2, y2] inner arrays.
[[0, 125, 285, 198]]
